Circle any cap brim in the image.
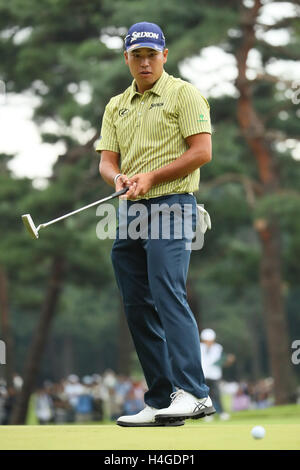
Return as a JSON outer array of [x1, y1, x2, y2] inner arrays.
[[126, 42, 164, 52]]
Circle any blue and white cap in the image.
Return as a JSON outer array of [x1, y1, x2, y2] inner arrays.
[[125, 22, 165, 52]]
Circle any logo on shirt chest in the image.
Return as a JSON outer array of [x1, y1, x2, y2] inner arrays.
[[149, 102, 164, 109], [119, 108, 129, 117]]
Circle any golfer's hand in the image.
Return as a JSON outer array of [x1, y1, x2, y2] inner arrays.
[[123, 173, 154, 199], [115, 174, 135, 197]]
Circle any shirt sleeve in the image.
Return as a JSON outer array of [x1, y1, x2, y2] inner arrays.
[[177, 84, 211, 138], [95, 100, 120, 154]]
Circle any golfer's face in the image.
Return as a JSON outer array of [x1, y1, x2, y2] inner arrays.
[[124, 47, 168, 92]]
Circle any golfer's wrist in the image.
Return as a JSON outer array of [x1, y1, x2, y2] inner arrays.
[[113, 173, 122, 185], [148, 170, 158, 186]]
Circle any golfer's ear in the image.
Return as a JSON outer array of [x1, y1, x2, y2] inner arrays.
[[163, 49, 168, 64], [124, 51, 129, 64]]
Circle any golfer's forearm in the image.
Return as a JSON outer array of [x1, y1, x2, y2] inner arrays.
[[149, 147, 211, 186], [99, 151, 121, 187]]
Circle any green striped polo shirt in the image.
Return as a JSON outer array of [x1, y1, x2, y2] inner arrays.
[[96, 70, 211, 199]]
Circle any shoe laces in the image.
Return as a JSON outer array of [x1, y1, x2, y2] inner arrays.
[[170, 389, 185, 404]]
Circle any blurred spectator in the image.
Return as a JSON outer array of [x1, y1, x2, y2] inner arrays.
[[296, 385, 300, 405], [122, 387, 144, 416], [101, 369, 121, 420], [102, 369, 117, 390], [50, 381, 73, 423], [13, 374, 23, 391], [115, 375, 132, 406], [0, 379, 6, 424], [35, 387, 55, 424], [75, 376, 94, 422], [200, 328, 235, 420], [232, 383, 251, 411], [90, 375, 104, 421], [251, 378, 274, 409], [2, 386, 17, 425], [63, 374, 84, 421]]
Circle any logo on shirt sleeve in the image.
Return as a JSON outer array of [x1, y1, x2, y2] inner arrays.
[[197, 113, 208, 122]]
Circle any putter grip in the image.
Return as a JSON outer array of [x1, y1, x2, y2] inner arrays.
[[114, 187, 129, 197]]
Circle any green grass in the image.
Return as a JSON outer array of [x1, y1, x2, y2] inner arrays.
[[1, 404, 300, 450]]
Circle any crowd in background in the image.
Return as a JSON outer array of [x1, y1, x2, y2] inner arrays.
[[0, 369, 279, 425], [0, 370, 146, 424], [223, 378, 275, 412]]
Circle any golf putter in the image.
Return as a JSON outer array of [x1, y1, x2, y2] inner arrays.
[[22, 187, 129, 240]]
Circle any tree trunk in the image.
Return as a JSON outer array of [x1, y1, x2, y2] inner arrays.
[[247, 315, 264, 381], [47, 336, 61, 382], [0, 266, 14, 388], [61, 335, 75, 378], [235, 0, 295, 403], [256, 219, 295, 402], [10, 256, 65, 424]]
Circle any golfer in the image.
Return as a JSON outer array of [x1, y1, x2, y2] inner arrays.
[[97, 22, 215, 426]]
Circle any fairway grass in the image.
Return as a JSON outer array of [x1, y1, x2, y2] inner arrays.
[[1, 405, 299, 450]]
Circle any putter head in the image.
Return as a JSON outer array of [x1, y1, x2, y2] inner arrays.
[[22, 214, 39, 239]]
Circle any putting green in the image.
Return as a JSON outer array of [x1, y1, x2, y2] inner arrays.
[[0, 421, 299, 450]]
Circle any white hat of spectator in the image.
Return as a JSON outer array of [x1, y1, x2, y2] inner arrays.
[[13, 375, 23, 390], [201, 328, 216, 341], [68, 374, 79, 383], [82, 375, 93, 385]]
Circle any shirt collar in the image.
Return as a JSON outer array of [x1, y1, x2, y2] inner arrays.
[[129, 70, 169, 102]]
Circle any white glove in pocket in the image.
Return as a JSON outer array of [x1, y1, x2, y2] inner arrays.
[[196, 205, 212, 234]]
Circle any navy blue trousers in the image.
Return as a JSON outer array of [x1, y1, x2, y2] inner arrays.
[[111, 194, 209, 409]]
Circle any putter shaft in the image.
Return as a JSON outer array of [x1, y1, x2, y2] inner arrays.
[[22, 187, 129, 239], [41, 187, 128, 228]]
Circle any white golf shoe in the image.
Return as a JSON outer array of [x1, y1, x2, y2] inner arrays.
[[154, 389, 216, 423], [116, 405, 185, 427]]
